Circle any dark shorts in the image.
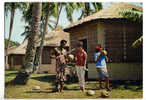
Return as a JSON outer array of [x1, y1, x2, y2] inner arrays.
[[96, 67, 109, 79]]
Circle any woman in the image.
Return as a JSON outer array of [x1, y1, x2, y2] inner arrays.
[[54, 40, 68, 92]]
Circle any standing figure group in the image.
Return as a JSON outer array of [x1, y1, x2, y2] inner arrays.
[[54, 40, 110, 92]]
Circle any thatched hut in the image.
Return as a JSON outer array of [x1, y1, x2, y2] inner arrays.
[[64, 3, 142, 80], [7, 29, 70, 74], [7, 43, 26, 70]]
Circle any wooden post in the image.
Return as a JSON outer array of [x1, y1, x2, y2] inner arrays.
[[10, 56, 14, 70], [123, 21, 127, 61], [97, 21, 105, 48]]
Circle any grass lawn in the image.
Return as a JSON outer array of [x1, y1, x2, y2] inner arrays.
[[5, 71, 142, 99]]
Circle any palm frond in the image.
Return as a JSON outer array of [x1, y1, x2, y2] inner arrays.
[[132, 36, 143, 48], [92, 3, 103, 12], [120, 8, 142, 23]]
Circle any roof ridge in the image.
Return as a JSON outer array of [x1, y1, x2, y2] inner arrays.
[[64, 2, 142, 31]]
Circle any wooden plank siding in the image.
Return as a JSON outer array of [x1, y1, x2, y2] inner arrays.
[[88, 63, 142, 80], [103, 20, 142, 63], [104, 20, 124, 62]]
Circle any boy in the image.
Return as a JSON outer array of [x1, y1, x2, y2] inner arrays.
[[94, 44, 111, 91]]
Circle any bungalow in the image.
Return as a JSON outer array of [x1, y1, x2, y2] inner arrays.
[[7, 29, 70, 74], [64, 3, 142, 80]]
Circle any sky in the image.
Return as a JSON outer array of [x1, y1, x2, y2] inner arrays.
[[4, 2, 142, 44]]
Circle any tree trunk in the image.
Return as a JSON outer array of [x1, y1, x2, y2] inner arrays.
[[12, 3, 42, 85], [54, 3, 63, 29], [34, 3, 50, 73], [6, 3, 15, 70]]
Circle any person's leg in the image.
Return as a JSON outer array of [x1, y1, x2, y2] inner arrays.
[[97, 68, 103, 89], [102, 67, 111, 91], [76, 66, 84, 91], [55, 81, 59, 89], [98, 78, 103, 89], [78, 67, 83, 90], [76, 66, 81, 85], [105, 77, 110, 90], [60, 81, 64, 92], [80, 67, 85, 91]]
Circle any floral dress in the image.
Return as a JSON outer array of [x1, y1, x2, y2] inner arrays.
[[55, 47, 67, 83]]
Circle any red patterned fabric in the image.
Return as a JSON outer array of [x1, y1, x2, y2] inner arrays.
[[75, 49, 87, 66]]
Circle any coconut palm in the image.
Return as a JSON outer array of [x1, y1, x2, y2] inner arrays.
[[120, 8, 142, 23], [12, 3, 42, 85], [5, 2, 29, 70], [33, 3, 50, 72], [132, 36, 142, 48], [120, 7, 143, 47], [5, 3, 20, 69], [78, 2, 103, 20]]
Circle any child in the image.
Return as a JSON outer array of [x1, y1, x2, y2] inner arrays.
[[94, 44, 111, 91], [74, 41, 87, 92]]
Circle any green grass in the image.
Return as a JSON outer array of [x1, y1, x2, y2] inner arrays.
[[5, 71, 142, 99]]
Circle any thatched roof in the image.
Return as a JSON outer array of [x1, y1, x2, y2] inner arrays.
[[38, 29, 70, 46], [64, 3, 142, 31], [7, 30, 69, 55], [7, 41, 27, 55]]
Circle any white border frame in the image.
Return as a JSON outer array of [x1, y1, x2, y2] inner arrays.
[[1, 0, 145, 100]]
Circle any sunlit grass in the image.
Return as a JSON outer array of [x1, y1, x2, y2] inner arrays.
[[5, 71, 142, 99]]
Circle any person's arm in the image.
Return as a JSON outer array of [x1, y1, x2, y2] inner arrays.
[[74, 51, 77, 61], [83, 51, 88, 70], [84, 52, 87, 65], [105, 56, 108, 62], [95, 53, 101, 62]]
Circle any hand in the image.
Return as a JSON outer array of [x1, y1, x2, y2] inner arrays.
[[83, 67, 88, 71]]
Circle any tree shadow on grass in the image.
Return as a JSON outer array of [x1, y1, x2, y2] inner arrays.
[[31, 74, 56, 83], [25, 90, 55, 94], [5, 72, 18, 77], [63, 86, 99, 91], [110, 80, 142, 92]]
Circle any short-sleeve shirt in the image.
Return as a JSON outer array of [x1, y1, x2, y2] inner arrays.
[[74, 49, 87, 66], [94, 52, 106, 68], [54, 47, 67, 64]]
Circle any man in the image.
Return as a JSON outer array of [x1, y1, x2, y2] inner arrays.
[[94, 44, 111, 91], [74, 41, 87, 92], [54, 40, 68, 92]]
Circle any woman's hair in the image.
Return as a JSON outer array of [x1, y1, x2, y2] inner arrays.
[[60, 40, 67, 45], [77, 41, 83, 48]]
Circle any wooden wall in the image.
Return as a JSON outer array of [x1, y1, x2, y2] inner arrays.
[[69, 23, 98, 62], [104, 20, 142, 62], [88, 63, 142, 80]]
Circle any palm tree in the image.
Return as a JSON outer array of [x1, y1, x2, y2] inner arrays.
[[5, 3, 17, 70], [12, 3, 42, 85], [120, 8, 142, 23], [120, 7, 142, 47], [5, 2, 28, 70], [78, 2, 103, 20], [33, 3, 50, 73]]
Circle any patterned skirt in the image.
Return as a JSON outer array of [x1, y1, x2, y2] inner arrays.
[[56, 60, 66, 83]]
